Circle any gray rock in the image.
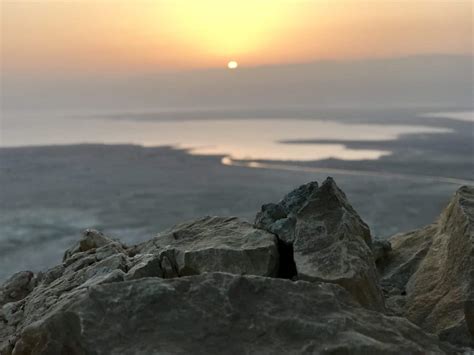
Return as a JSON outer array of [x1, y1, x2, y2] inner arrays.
[[0, 272, 37, 307], [382, 185, 474, 348], [294, 178, 384, 311], [63, 229, 119, 262], [134, 216, 279, 277], [255, 181, 318, 244], [9, 273, 453, 354], [256, 178, 385, 311], [125, 254, 164, 280]]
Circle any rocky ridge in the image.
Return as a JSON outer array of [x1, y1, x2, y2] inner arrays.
[[0, 178, 472, 354]]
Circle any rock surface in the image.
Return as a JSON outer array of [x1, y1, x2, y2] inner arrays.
[[256, 178, 385, 311], [255, 180, 319, 244], [1, 179, 473, 354], [3, 273, 453, 355], [0, 272, 37, 307], [381, 185, 474, 348], [132, 216, 279, 277]]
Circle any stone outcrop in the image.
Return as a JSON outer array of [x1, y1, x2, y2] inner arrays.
[[1, 178, 473, 354], [256, 178, 385, 311], [131, 216, 279, 278], [381, 185, 474, 348]]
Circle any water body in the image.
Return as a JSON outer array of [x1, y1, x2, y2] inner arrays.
[[420, 111, 474, 122], [1, 110, 450, 161]]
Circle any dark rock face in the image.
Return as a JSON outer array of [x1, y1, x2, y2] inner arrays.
[[372, 238, 392, 267], [256, 178, 385, 311], [381, 185, 474, 348], [1, 179, 472, 354], [255, 181, 318, 244]]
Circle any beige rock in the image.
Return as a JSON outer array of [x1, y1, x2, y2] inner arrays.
[[382, 185, 474, 348], [134, 216, 279, 277]]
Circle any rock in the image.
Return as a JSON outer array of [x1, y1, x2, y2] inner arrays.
[[63, 229, 118, 261], [0, 216, 281, 353], [256, 178, 385, 311], [380, 225, 435, 299], [382, 185, 474, 348], [255, 181, 318, 244], [8, 273, 454, 354], [125, 254, 164, 280], [466, 297, 474, 337], [0, 272, 37, 306], [2, 179, 473, 353], [372, 238, 392, 268], [133, 216, 279, 277]]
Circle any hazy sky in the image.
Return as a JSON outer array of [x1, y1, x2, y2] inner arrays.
[[2, 0, 472, 75]]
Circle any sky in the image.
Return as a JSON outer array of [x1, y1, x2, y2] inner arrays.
[[1, 0, 472, 75], [1, 1, 472, 111]]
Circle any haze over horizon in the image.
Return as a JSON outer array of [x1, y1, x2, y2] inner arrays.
[[2, 1, 472, 112], [2, 54, 472, 111]]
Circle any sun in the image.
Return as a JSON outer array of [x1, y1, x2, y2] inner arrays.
[[227, 60, 238, 69]]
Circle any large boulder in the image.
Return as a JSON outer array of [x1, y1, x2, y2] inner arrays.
[[0, 217, 278, 354], [7, 273, 453, 354], [381, 185, 474, 348], [132, 216, 279, 277], [256, 178, 385, 311]]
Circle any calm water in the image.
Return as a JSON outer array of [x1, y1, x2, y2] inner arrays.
[[0, 110, 452, 161]]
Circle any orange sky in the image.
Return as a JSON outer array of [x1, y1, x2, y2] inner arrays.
[[1, 0, 472, 74]]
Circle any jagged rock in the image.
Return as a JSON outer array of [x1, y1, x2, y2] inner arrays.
[[256, 178, 385, 311], [382, 186, 474, 348], [255, 181, 318, 244], [7, 273, 454, 354], [63, 229, 119, 261], [133, 216, 279, 277]]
